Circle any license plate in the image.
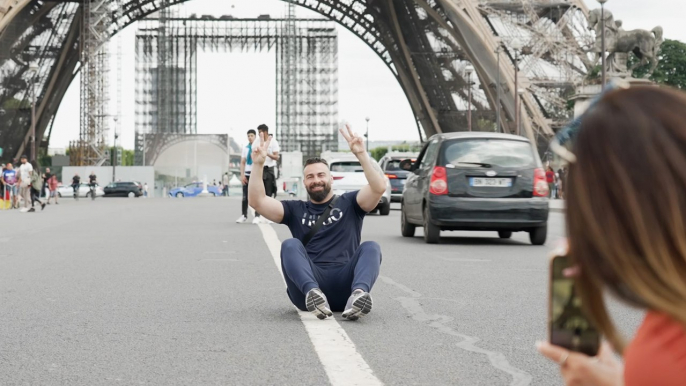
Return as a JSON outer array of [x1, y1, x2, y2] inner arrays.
[[470, 178, 512, 187]]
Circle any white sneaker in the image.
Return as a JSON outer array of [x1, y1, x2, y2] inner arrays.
[[252, 216, 262, 224], [19, 207, 29, 213], [235, 215, 247, 224]]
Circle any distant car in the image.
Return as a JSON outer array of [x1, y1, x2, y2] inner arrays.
[[401, 132, 549, 245], [378, 152, 419, 202], [104, 181, 143, 198], [321, 152, 392, 215], [169, 183, 222, 198], [57, 183, 105, 198]]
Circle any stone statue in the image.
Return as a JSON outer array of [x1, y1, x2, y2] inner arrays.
[[588, 8, 664, 78]]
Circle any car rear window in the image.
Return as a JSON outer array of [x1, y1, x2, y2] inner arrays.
[[330, 161, 363, 172], [384, 159, 414, 171], [442, 139, 536, 168]]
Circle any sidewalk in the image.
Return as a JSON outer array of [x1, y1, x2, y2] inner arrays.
[[549, 199, 565, 213]]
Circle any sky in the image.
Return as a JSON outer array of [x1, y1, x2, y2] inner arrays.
[[48, 0, 685, 151]]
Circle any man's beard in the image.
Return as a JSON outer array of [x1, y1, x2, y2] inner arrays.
[[307, 181, 332, 202]]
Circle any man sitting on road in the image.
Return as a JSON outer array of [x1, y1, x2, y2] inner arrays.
[[248, 125, 386, 320]]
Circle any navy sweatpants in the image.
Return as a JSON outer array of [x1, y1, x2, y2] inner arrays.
[[280, 238, 382, 312]]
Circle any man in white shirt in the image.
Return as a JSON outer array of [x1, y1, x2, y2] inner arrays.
[[17, 155, 33, 211], [252, 124, 280, 224], [236, 129, 257, 223]]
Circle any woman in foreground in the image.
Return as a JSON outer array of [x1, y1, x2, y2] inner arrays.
[[537, 86, 686, 385]]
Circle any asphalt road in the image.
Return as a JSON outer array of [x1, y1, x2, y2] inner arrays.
[[0, 197, 643, 385]]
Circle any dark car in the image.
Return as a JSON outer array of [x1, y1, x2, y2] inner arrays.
[[104, 181, 143, 198], [379, 152, 419, 202], [400, 132, 549, 245]]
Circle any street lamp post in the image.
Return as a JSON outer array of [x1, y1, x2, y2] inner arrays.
[[112, 116, 118, 183], [495, 45, 502, 133], [517, 89, 525, 136], [365, 116, 370, 153], [465, 65, 474, 131], [598, 0, 609, 88], [28, 63, 38, 161], [513, 48, 521, 136]]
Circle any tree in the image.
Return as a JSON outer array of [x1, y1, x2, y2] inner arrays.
[[630, 39, 686, 89], [107, 146, 135, 166], [122, 149, 134, 166]]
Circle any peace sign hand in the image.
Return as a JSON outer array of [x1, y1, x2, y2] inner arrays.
[[339, 124, 366, 155], [252, 133, 271, 167]]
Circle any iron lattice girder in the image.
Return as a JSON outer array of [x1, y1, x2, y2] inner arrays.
[[0, 1, 79, 162], [0, 0, 597, 163]]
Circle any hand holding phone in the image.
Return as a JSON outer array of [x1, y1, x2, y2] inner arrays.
[[549, 254, 600, 356]]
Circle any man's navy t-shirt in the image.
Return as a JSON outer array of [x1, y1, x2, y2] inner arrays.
[[281, 191, 366, 266]]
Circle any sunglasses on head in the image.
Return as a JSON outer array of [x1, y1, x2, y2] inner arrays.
[[550, 79, 630, 164]]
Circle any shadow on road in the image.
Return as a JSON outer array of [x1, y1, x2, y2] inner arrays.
[[397, 235, 535, 247]]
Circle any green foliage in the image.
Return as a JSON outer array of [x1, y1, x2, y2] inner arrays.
[[107, 146, 135, 166], [370, 143, 422, 161], [38, 148, 51, 167], [1, 98, 30, 110], [475, 119, 496, 131], [122, 149, 134, 166], [585, 65, 602, 84], [629, 39, 686, 89], [370, 147, 388, 161]]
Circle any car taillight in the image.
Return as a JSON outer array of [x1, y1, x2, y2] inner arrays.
[[429, 166, 448, 195], [333, 176, 344, 180], [385, 174, 398, 179], [533, 168, 549, 197]]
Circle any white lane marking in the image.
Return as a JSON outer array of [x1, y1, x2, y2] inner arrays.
[[257, 224, 383, 386], [437, 257, 491, 262], [380, 275, 533, 386]]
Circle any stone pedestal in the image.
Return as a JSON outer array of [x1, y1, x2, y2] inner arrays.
[[571, 77, 655, 117]]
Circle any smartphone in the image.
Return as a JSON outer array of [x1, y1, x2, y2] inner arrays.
[[549, 254, 601, 356]]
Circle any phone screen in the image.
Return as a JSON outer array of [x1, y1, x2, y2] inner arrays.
[[550, 254, 600, 356]]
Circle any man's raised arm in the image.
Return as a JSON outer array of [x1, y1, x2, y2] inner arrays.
[[339, 125, 386, 212], [248, 136, 284, 223]]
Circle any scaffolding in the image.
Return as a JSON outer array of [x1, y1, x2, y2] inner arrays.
[[71, 0, 111, 166], [134, 14, 339, 164]]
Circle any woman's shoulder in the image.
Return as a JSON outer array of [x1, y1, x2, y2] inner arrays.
[[624, 311, 686, 386]]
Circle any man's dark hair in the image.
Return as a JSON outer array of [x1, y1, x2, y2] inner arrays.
[[247, 129, 256, 135], [257, 124, 269, 133], [305, 157, 329, 168]]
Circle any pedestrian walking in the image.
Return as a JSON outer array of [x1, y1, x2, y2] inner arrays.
[[71, 173, 81, 199], [1, 163, 18, 209], [537, 86, 686, 385], [251, 124, 280, 223], [48, 174, 59, 204], [248, 124, 385, 321], [28, 160, 45, 212], [545, 166, 556, 199], [236, 129, 257, 224], [42, 167, 52, 199], [144, 182, 148, 197], [17, 155, 33, 212], [222, 172, 230, 196]]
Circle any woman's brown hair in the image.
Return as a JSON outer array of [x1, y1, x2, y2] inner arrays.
[[566, 86, 686, 354]]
